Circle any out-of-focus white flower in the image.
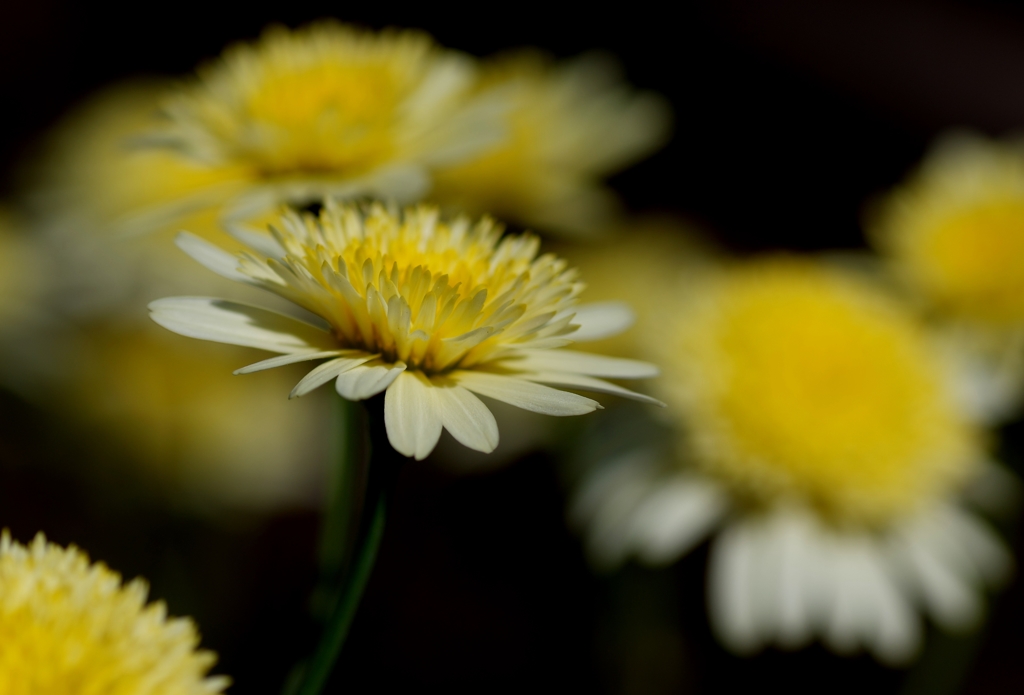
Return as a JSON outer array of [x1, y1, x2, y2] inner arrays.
[[151, 202, 661, 461], [430, 52, 671, 237], [571, 257, 1013, 664], [869, 132, 1024, 422]]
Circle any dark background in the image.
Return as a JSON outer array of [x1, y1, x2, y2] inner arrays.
[[1, 1, 1024, 692]]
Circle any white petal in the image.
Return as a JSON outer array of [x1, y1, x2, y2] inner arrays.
[[451, 370, 599, 416], [149, 297, 335, 354], [290, 354, 376, 398], [773, 508, 821, 649], [631, 476, 727, 565], [524, 371, 665, 407], [433, 382, 499, 453], [939, 506, 1013, 586], [234, 350, 347, 374], [824, 538, 877, 654], [335, 361, 407, 401], [175, 232, 254, 285], [824, 534, 919, 663], [385, 371, 443, 460], [224, 222, 286, 259], [569, 302, 636, 342], [512, 349, 659, 379], [708, 519, 763, 654], [573, 451, 661, 570], [569, 449, 658, 530]]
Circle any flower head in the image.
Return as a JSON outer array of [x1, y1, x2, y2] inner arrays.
[[571, 256, 1011, 663], [145, 22, 491, 218], [430, 52, 671, 236], [0, 531, 227, 694], [662, 258, 978, 524], [870, 132, 1024, 326], [151, 202, 659, 460]]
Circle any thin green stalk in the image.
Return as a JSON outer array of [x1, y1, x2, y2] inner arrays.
[[312, 398, 366, 619], [285, 393, 397, 695], [295, 490, 387, 695]]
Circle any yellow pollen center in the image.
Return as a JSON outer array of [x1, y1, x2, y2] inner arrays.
[[237, 64, 401, 176], [918, 197, 1024, 323], [243, 205, 581, 375], [667, 261, 978, 523]]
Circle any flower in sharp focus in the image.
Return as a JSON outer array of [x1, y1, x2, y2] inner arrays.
[[133, 21, 496, 226], [869, 132, 1024, 421], [430, 52, 671, 237], [0, 531, 228, 694], [571, 257, 1013, 664], [150, 202, 660, 460]]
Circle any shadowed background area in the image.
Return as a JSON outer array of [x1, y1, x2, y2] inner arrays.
[[0, 1, 1023, 693]]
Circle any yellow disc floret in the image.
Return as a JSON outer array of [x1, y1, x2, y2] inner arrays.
[[658, 258, 981, 524], [871, 133, 1024, 325], [0, 531, 227, 694], [240, 203, 582, 374]]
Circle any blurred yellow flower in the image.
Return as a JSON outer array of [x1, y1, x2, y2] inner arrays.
[[151, 202, 660, 460], [137, 21, 496, 225], [572, 257, 1011, 663], [430, 52, 671, 236], [65, 325, 329, 512], [665, 259, 976, 524], [0, 530, 227, 694], [870, 133, 1024, 326], [869, 133, 1024, 422]]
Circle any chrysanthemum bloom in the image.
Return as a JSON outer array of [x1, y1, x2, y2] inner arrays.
[[150, 202, 660, 460], [430, 52, 671, 237], [572, 258, 1013, 664], [132, 21, 497, 228], [869, 132, 1024, 421], [0, 531, 228, 693]]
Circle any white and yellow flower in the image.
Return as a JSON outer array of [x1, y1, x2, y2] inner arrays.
[[572, 257, 1013, 664], [869, 132, 1024, 422], [139, 21, 498, 225], [150, 202, 660, 460], [0, 530, 227, 694], [430, 52, 671, 236]]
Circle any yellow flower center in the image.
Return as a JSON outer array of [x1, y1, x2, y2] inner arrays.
[[0, 532, 225, 695], [916, 197, 1024, 323], [176, 23, 441, 179], [243, 204, 582, 374], [663, 260, 979, 524]]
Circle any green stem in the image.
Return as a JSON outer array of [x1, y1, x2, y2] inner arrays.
[[295, 490, 387, 695], [285, 393, 398, 695], [314, 398, 366, 616]]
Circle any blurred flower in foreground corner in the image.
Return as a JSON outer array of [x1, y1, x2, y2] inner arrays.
[[0, 531, 227, 693], [151, 202, 661, 460], [869, 133, 1024, 422], [572, 257, 1014, 664], [431, 53, 671, 237]]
